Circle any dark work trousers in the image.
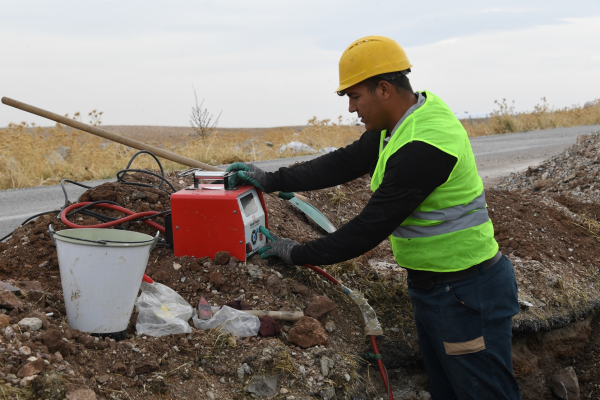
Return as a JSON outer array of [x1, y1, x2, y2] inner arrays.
[[407, 255, 521, 400]]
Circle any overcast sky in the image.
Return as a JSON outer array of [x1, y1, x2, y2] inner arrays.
[[1, 0, 599, 128]]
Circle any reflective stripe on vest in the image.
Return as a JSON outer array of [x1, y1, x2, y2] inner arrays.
[[393, 191, 489, 239]]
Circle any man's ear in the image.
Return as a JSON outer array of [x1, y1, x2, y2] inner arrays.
[[378, 80, 393, 99]]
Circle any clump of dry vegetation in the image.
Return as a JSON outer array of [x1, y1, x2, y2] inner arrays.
[[0, 116, 361, 190], [462, 98, 600, 137]]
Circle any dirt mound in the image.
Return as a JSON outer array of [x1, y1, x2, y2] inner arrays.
[[496, 131, 600, 199], [0, 170, 400, 398]]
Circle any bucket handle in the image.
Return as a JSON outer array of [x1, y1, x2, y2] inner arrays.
[[49, 225, 159, 247]]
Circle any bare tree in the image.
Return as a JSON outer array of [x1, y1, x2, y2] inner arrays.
[[190, 85, 222, 143]]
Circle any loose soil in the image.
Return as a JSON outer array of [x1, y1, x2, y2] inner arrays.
[[1, 132, 600, 399]]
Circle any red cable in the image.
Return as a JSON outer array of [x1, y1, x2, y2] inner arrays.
[[61, 202, 165, 233], [371, 334, 394, 400]]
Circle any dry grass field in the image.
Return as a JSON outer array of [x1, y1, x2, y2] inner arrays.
[[1, 98, 599, 190]]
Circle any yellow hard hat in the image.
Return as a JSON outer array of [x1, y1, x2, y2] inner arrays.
[[336, 36, 412, 93]]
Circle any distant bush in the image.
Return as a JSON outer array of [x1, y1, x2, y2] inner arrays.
[[462, 98, 600, 137]]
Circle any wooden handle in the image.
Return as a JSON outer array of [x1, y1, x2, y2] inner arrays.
[[1, 97, 223, 172], [273, 191, 309, 203], [213, 309, 304, 321]]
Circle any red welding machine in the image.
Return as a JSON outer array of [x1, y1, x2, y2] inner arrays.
[[168, 171, 268, 261]]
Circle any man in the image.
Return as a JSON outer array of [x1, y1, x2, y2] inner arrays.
[[228, 36, 520, 400]]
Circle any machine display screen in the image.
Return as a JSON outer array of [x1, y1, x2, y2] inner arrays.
[[240, 193, 258, 217]]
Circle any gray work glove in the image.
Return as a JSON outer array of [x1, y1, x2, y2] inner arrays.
[[258, 232, 300, 265], [226, 162, 269, 191]]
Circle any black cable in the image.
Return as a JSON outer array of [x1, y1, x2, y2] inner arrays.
[[116, 150, 176, 194], [121, 150, 166, 189], [116, 169, 176, 194], [0, 210, 60, 242], [2, 151, 176, 243]]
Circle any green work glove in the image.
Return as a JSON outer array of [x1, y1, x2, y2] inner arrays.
[[226, 162, 268, 191], [258, 231, 300, 265]]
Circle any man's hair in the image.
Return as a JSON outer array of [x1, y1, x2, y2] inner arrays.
[[338, 69, 413, 96]]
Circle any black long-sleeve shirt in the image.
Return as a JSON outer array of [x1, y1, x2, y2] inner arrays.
[[265, 131, 457, 266]]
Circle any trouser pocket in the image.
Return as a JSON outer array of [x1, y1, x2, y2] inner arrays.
[[441, 282, 485, 355]]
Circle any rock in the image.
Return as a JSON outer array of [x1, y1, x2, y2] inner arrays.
[[214, 251, 231, 265], [305, 296, 337, 319], [266, 274, 287, 298], [209, 272, 227, 289], [4, 326, 15, 339], [246, 374, 278, 397], [0, 290, 22, 310], [0, 314, 10, 328], [344, 373, 351, 382], [533, 180, 548, 191], [96, 374, 110, 384], [324, 321, 336, 333], [19, 375, 37, 387], [319, 386, 335, 400], [66, 388, 97, 400], [17, 359, 44, 378], [53, 352, 64, 363], [237, 365, 245, 380], [551, 366, 580, 400], [206, 391, 216, 400], [291, 282, 309, 295], [114, 362, 127, 374], [320, 357, 330, 377], [242, 363, 252, 374], [18, 346, 32, 356], [247, 264, 264, 281], [173, 262, 182, 271], [288, 317, 328, 348], [18, 317, 43, 331], [135, 359, 160, 375], [227, 256, 239, 269], [419, 392, 432, 400], [212, 364, 227, 375], [130, 191, 146, 201]]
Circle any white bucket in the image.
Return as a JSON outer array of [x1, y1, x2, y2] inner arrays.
[[50, 226, 158, 336]]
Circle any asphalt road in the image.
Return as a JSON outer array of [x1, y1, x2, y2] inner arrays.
[[1, 124, 599, 239]]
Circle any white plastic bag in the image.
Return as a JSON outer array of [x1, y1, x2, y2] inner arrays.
[[279, 141, 316, 154], [318, 146, 338, 154], [135, 281, 193, 337], [192, 305, 260, 337]]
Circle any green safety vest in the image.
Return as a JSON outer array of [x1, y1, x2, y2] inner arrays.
[[371, 91, 498, 272]]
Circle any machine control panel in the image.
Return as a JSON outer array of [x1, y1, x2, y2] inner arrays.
[[236, 189, 267, 256]]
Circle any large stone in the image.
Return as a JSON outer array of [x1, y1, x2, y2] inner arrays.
[[135, 359, 159, 375], [66, 388, 97, 400], [266, 274, 287, 298], [17, 359, 44, 378], [0, 290, 22, 310], [42, 328, 69, 354], [18, 317, 43, 331], [214, 251, 231, 265], [288, 317, 328, 348], [551, 366, 580, 400], [305, 296, 337, 319], [245, 374, 278, 397]]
